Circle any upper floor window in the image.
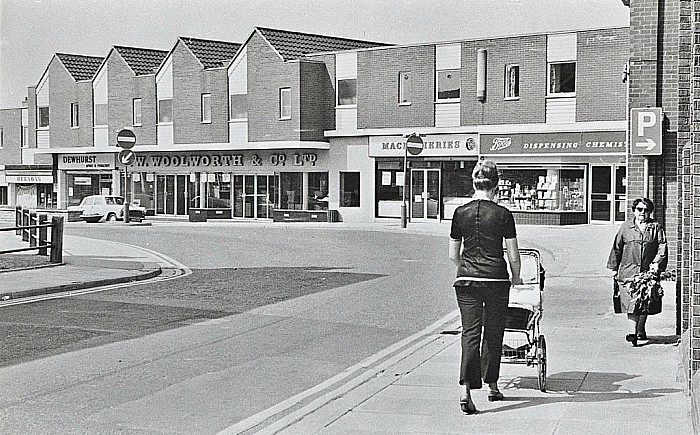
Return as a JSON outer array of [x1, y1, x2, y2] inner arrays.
[[94, 103, 107, 126], [505, 65, 520, 99], [436, 70, 460, 101], [158, 98, 173, 123], [201, 93, 211, 123], [337, 79, 357, 106], [279, 87, 291, 119], [133, 99, 142, 126], [22, 126, 28, 147], [548, 62, 576, 95], [399, 72, 412, 105], [0, 127, 3, 148], [230, 94, 248, 120], [71, 103, 79, 128], [38, 106, 49, 128]]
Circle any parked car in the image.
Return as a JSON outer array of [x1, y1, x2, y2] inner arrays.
[[67, 195, 147, 223]]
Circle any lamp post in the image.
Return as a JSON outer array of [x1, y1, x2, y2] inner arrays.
[[401, 133, 424, 228]]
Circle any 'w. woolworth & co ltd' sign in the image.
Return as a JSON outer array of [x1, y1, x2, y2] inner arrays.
[[125, 152, 320, 168]]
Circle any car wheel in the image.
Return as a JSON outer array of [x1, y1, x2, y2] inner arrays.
[[106, 213, 118, 222]]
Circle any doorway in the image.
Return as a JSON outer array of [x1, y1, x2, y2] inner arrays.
[[233, 174, 277, 219], [410, 169, 440, 220], [590, 165, 626, 224]]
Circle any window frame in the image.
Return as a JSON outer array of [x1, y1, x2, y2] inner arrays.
[[398, 72, 412, 105], [38, 106, 50, 129], [158, 98, 173, 124], [132, 98, 142, 126], [336, 78, 357, 107], [70, 102, 79, 128], [547, 61, 576, 96], [435, 69, 461, 102], [279, 87, 291, 120], [504, 64, 520, 100], [201, 93, 211, 123]]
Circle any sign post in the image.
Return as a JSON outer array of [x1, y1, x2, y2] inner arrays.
[[116, 129, 136, 223], [401, 133, 424, 228], [629, 108, 663, 198]]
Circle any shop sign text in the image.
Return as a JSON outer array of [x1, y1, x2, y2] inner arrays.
[[480, 131, 627, 155], [131, 152, 318, 168], [59, 154, 115, 170], [369, 134, 478, 157]]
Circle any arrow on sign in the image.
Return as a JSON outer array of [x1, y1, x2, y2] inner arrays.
[[635, 138, 657, 151]]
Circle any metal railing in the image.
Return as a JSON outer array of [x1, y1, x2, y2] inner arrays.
[[0, 206, 64, 263]]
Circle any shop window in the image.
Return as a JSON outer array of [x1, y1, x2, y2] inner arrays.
[[307, 172, 329, 210], [158, 98, 173, 123], [230, 94, 248, 120], [497, 166, 585, 212], [71, 103, 79, 128], [37, 184, 54, 209], [505, 65, 520, 99], [132, 173, 155, 213], [38, 106, 49, 128], [399, 72, 412, 105], [548, 62, 576, 95], [280, 172, 303, 210], [0, 186, 7, 205], [376, 161, 404, 217], [201, 93, 211, 123], [94, 103, 107, 126], [279, 88, 291, 120], [205, 173, 231, 208], [133, 99, 142, 126], [337, 79, 357, 106], [340, 172, 360, 207], [436, 70, 460, 101]]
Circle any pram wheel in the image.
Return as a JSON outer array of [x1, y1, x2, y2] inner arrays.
[[537, 335, 547, 392]]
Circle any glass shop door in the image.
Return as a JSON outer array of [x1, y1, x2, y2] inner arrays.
[[410, 169, 440, 220]]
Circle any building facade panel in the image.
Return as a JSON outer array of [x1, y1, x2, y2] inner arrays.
[[299, 60, 334, 142]]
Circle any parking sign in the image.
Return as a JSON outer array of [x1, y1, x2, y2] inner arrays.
[[630, 108, 662, 156]]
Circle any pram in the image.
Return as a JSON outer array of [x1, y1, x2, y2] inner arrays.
[[502, 249, 547, 391]]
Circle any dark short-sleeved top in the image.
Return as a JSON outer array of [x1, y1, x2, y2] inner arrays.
[[450, 199, 517, 280], [607, 218, 667, 283]]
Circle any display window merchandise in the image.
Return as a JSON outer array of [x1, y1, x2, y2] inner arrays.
[[497, 166, 586, 212]]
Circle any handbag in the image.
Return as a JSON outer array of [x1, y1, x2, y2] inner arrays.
[[613, 279, 622, 313]]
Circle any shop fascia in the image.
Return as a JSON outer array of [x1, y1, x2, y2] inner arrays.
[[479, 131, 626, 155], [369, 134, 479, 157], [127, 151, 320, 169]]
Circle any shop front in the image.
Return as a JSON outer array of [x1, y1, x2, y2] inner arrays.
[[56, 153, 117, 209], [369, 133, 479, 221], [1, 165, 55, 209], [119, 149, 331, 221], [480, 130, 627, 225]]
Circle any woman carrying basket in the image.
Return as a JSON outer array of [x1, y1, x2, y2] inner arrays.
[[449, 160, 522, 414], [607, 197, 667, 347]]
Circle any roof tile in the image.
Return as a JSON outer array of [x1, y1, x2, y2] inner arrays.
[[114, 46, 168, 75], [179, 37, 241, 69], [55, 53, 104, 81]]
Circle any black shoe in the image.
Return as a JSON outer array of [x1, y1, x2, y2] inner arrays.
[[488, 391, 504, 402], [626, 334, 638, 346], [637, 334, 648, 341], [460, 394, 478, 414]]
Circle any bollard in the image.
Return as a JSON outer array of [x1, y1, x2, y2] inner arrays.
[[22, 208, 29, 242], [15, 206, 21, 235], [29, 212, 37, 248], [49, 216, 64, 263], [38, 214, 48, 256]]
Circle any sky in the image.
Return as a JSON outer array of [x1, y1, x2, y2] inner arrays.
[[0, 0, 630, 108]]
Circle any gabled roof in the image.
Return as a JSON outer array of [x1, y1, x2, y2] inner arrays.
[[114, 46, 168, 75], [179, 37, 242, 69], [55, 53, 104, 81], [255, 27, 392, 61]]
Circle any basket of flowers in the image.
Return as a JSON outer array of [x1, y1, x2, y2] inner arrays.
[[625, 271, 664, 315]]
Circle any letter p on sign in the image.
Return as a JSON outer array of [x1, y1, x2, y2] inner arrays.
[[630, 108, 662, 156]]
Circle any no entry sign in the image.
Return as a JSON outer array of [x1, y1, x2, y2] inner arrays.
[[116, 129, 136, 149], [406, 133, 424, 155]]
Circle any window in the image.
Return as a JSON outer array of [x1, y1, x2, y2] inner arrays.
[[133, 99, 142, 126], [230, 94, 248, 120], [0, 186, 7, 205], [436, 70, 460, 100], [279, 88, 291, 119], [94, 103, 107, 126], [201, 93, 211, 123], [505, 65, 520, 99], [340, 172, 360, 207], [307, 172, 329, 210], [158, 98, 173, 123], [280, 172, 303, 210], [22, 126, 28, 147], [71, 103, 79, 127], [0, 127, 3, 147], [549, 62, 576, 94], [496, 166, 586, 212], [399, 72, 412, 104], [337, 79, 357, 106], [38, 106, 49, 128]]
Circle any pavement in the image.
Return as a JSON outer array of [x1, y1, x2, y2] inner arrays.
[[0, 219, 693, 434]]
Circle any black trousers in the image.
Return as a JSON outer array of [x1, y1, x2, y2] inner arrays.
[[454, 280, 510, 388]]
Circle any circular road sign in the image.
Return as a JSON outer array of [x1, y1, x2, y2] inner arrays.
[[116, 128, 136, 149], [118, 149, 136, 166], [406, 133, 424, 155]]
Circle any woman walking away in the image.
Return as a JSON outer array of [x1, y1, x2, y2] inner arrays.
[[607, 197, 667, 347], [449, 159, 522, 414]]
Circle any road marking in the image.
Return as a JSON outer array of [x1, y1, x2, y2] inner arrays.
[[218, 309, 461, 435]]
